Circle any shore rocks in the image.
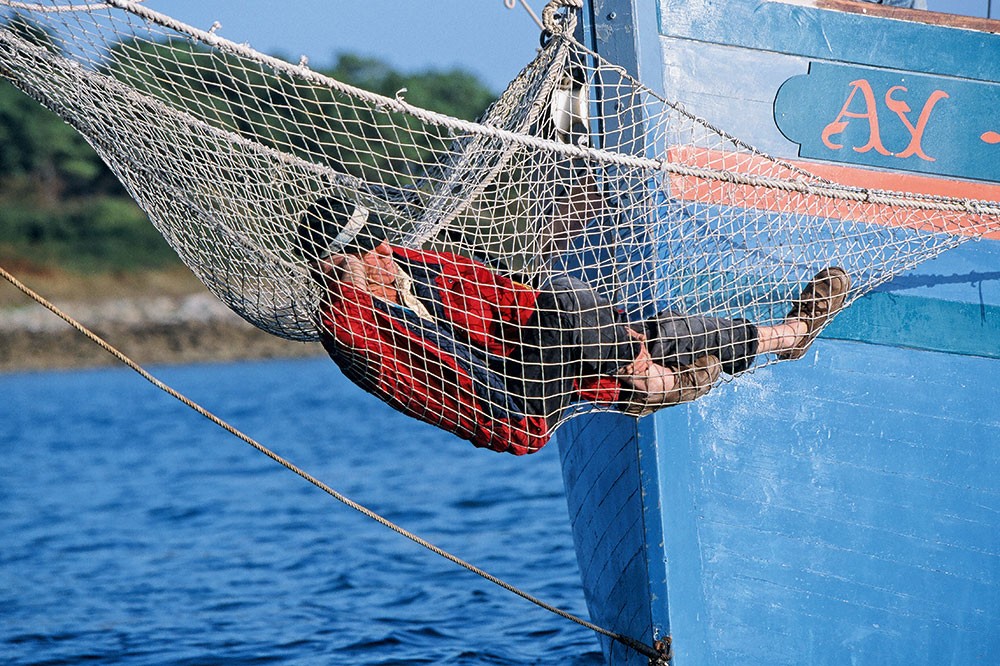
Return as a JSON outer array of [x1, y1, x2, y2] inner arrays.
[[0, 293, 322, 372]]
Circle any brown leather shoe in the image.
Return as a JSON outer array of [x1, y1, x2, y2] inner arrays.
[[778, 267, 851, 360], [674, 354, 723, 402], [622, 354, 722, 416]]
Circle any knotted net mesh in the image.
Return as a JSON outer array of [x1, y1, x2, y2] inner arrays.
[[2, 0, 997, 449]]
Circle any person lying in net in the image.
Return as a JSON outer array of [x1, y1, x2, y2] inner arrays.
[[300, 196, 850, 456]]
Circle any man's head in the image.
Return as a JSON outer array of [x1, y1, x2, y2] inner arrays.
[[296, 195, 390, 264]]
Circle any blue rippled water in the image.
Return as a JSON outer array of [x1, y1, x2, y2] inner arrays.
[[1, 358, 603, 665]]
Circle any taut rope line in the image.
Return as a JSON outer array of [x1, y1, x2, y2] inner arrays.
[[70, 0, 1000, 219], [0, 263, 669, 665]]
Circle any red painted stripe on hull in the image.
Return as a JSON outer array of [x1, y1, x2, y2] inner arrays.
[[668, 146, 1000, 239]]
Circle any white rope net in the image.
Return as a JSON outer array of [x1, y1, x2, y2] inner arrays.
[[2, 0, 998, 451]]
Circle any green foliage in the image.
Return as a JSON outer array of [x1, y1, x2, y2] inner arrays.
[[0, 33, 498, 273], [0, 72, 162, 271], [0, 195, 176, 272], [329, 53, 495, 121], [0, 82, 113, 199], [99, 42, 496, 188]]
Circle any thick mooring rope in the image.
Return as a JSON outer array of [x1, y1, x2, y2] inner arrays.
[[0, 263, 669, 665]]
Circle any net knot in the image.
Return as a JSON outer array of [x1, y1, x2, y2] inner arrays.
[[542, 0, 581, 35]]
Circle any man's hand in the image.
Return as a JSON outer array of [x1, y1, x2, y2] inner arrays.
[[320, 242, 401, 304], [622, 327, 651, 374]]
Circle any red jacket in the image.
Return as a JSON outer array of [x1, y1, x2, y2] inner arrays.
[[319, 247, 553, 455]]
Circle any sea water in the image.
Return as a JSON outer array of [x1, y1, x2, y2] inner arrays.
[[0, 357, 603, 665]]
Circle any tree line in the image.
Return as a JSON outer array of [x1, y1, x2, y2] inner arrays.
[[0, 17, 496, 272]]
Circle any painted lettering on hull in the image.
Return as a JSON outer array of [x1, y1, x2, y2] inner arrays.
[[775, 63, 1000, 182]]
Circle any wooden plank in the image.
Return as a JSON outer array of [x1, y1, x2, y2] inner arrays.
[[651, 339, 1000, 664], [818, 0, 1000, 33]]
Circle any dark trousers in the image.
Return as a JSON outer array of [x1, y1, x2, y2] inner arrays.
[[513, 277, 759, 421]]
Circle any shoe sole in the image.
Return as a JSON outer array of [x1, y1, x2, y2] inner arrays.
[[778, 267, 851, 361]]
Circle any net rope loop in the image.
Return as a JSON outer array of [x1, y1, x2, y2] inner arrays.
[[542, 0, 582, 34], [1, 0, 998, 439]]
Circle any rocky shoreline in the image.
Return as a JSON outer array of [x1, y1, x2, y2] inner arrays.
[[0, 292, 323, 373]]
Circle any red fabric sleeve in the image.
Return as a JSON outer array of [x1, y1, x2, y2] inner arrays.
[[576, 376, 623, 404], [391, 248, 538, 356], [319, 281, 550, 455]]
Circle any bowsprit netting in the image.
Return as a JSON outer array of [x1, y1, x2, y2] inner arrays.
[[2, 0, 999, 444]]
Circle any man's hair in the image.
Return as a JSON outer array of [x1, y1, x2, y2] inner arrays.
[[295, 195, 389, 262]]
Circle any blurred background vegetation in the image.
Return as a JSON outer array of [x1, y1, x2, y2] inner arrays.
[[0, 49, 495, 276]]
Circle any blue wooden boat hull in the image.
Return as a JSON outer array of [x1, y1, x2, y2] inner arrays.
[[559, 2, 1000, 663]]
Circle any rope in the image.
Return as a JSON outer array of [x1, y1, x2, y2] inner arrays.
[[4, 1, 144, 10], [542, 0, 582, 35], [77, 0, 1000, 222], [503, 0, 544, 31], [0, 263, 669, 665]]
